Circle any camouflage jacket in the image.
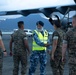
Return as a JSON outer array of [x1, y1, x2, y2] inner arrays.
[[52, 28, 65, 56], [64, 27, 76, 57], [11, 29, 27, 53]]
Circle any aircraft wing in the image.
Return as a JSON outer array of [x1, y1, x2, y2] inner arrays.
[[0, 0, 76, 17], [0, 5, 76, 17]]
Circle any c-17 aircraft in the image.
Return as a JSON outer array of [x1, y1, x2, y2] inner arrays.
[[0, 0, 76, 35]]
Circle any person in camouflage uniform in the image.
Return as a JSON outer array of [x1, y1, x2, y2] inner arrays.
[[9, 21, 30, 75], [49, 15, 65, 75], [0, 30, 2, 36], [0, 30, 7, 75], [62, 15, 76, 75], [28, 21, 49, 75]]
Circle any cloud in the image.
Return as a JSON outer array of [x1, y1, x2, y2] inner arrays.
[[0, 15, 22, 20], [0, 0, 75, 11]]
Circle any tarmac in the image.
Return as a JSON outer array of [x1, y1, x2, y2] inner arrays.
[[2, 34, 69, 75]]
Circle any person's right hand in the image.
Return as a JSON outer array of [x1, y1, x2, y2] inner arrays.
[[62, 57, 65, 62], [3, 52, 7, 56], [9, 51, 13, 56], [44, 43, 50, 47]]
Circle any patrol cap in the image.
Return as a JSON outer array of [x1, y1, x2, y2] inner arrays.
[[49, 15, 61, 27], [36, 21, 44, 26], [54, 20, 61, 27]]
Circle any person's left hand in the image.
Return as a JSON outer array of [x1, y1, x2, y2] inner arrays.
[[51, 54, 55, 61], [47, 50, 51, 55], [27, 49, 31, 56], [3, 52, 7, 56]]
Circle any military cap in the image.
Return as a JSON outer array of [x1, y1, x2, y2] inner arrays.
[[36, 21, 44, 26]]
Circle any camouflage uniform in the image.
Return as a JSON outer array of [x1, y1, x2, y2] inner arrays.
[[11, 29, 27, 75], [0, 47, 3, 75], [64, 27, 76, 75], [50, 28, 65, 75], [0, 31, 3, 75], [29, 51, 47, 75], [0, 30, 2, 36], [29, 30, 48, 75]]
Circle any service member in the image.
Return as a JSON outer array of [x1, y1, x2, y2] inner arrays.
[[62, 15, 76, 75], [49, 15, 65, 75], [28, 21, 49, 75], [0, 30, 7, 75], [9, 21, 30, 75]]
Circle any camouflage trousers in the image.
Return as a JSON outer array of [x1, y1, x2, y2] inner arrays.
[[13, 51, 27, 75], [0, 50, 3, 75], [69, 64, 76, 75], [50, 56, 65, 75], [68, 57, 76, 75], [29, 50, 47, 75]]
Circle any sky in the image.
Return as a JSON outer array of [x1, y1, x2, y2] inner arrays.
[[0, 0, 75, 11]]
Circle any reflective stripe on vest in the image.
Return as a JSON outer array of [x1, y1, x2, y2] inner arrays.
[[32, 30, 48, 51]]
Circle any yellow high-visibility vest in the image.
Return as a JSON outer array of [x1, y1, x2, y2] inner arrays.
[[32, 30, 48, 51]]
